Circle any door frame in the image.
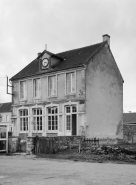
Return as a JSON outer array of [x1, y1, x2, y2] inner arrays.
[[0, 124, 8, 153], [64, 102, 78, 136]]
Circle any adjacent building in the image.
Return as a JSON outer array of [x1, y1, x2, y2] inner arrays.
[[10, 34, 123, 139], [0, 102, 12, 132], [123, 112, 136, 143]]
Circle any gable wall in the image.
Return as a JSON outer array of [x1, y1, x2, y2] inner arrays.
[[86, 44, 123, 139]]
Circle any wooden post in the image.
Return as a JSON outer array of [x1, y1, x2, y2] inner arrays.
[[78, 139, 81, 153]]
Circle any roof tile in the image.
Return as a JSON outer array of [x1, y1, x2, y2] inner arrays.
[[10, 41, 105, 81], [0, 102, 12, 113]]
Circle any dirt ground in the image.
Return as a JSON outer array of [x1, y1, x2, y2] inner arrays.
[[0, 154, 136, 185]]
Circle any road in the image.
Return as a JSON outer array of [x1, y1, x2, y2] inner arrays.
[[0, 154, 136, 185]]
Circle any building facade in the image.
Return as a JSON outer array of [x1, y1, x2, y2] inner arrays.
[[123, 112, 136, 143], [0, 102, 12, 132], [10, 35, 123, 139]]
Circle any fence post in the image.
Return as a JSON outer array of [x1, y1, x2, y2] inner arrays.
[[79, 139, 81, 153]]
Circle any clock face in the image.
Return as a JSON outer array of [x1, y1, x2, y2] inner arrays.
[[42, 58, 49, 67]]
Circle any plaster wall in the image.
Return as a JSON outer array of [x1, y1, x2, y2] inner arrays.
[[86, 44, 123, 139], [13, 69, 85, 104], [0, 112, 12, 132]]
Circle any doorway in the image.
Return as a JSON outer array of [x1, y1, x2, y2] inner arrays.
[[0, 125, 8, 153], [65, 105, 77, 136]]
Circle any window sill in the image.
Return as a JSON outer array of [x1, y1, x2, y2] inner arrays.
[[48, 95, 57, 98], [19, 99, 27, 102], [33, 97, 41, 100], [47, 130, 58, 133], [19, 131, 29, 133], [32, 131, 43, 133], [65, 93, 76, 96]]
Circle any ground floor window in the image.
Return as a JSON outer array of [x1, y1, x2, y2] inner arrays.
[[32, 108, 42, 131], [19, 109, 28, 131], [47, 107, 58, 131]]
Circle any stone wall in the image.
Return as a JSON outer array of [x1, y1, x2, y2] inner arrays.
[[123, 124, 136, 143], [8, 136, 19, 153], [8, 136, 26, 153]]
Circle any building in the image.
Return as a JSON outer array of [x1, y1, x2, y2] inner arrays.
[[123, 112, 136, 143], [0, 102, 12, 132], [10, 34, 123, 139]]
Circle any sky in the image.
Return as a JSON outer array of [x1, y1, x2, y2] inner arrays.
[[0, 0, 136, 112]]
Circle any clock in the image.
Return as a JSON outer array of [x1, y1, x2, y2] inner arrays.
[[42, 58, 49, 67]]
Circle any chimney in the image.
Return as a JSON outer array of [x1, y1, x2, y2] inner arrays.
[[102, 34, 110, 46], [45, 44, 47, 50], [37, 52, 41, 57]]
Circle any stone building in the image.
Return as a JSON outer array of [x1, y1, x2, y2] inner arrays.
[[10, 34, 123, 139]]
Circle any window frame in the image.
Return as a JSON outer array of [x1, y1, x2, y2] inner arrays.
[[19, 80, 27, 101], [32, 107, 43, 133], [33, 78, 41, 99], [65, 71, 76, 95], [46, 104, 59, 133], [19, 108, 29, 133], [48, 75, 57, 97], [65, 105, 77, 131]]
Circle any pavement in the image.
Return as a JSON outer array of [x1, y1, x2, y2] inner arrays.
[[0, 154, 136, 185]]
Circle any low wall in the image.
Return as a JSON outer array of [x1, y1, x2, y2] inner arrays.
[[8, 136, 19, 153], [26, 136, 84, 154], [8, 136, 26, 153]]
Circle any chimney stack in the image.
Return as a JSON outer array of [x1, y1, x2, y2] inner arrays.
[[45, 44, 47, 50], [102, 34, 110, 46], [37, 52, 41, 57]]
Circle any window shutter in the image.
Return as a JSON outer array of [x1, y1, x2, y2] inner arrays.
[[38, 79, 41, 97], [25, 81, 27, 99], [72, 72, 76, 93]]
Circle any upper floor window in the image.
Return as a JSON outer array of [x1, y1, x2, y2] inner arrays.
[[33, 79, 41, 98], [66, 72, 76, 94], [19, 109, 28, 131], [20, 81, 27, 100], [48, 76, 57, 97]]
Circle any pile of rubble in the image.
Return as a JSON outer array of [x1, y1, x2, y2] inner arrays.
[[77, 145, 136, 162], [81, 145, 136, 155]]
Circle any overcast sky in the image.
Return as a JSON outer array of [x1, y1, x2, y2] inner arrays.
[[0, 0, 136, 112]]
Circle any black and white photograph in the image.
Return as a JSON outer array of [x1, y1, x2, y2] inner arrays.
[[0, 0, 136, 184]]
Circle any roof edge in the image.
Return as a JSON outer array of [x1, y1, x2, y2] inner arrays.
[[85, 41, 106, 65]]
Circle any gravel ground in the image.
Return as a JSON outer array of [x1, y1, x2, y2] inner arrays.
[[0, 154, 136, 185]]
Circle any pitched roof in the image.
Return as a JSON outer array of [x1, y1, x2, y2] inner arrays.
[[0, 102, 12, 113], [10, 41, 106, 81], [123, 113, 136, 123]]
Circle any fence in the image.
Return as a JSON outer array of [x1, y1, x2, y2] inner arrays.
[[81, 138, 99, 147], [33, 136, 100, 154], [33, 136, 84, 154]]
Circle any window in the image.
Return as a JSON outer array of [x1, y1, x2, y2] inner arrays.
[[47, 107, 58, 131], [65, 105, 77, 131], [48, 76, 57, 97], [66, 72, 76, 94], [33, 79, 41, 98], [32, 108, 42, 131], [20, 81, 26, 100], [19, 109, 28, 131]]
